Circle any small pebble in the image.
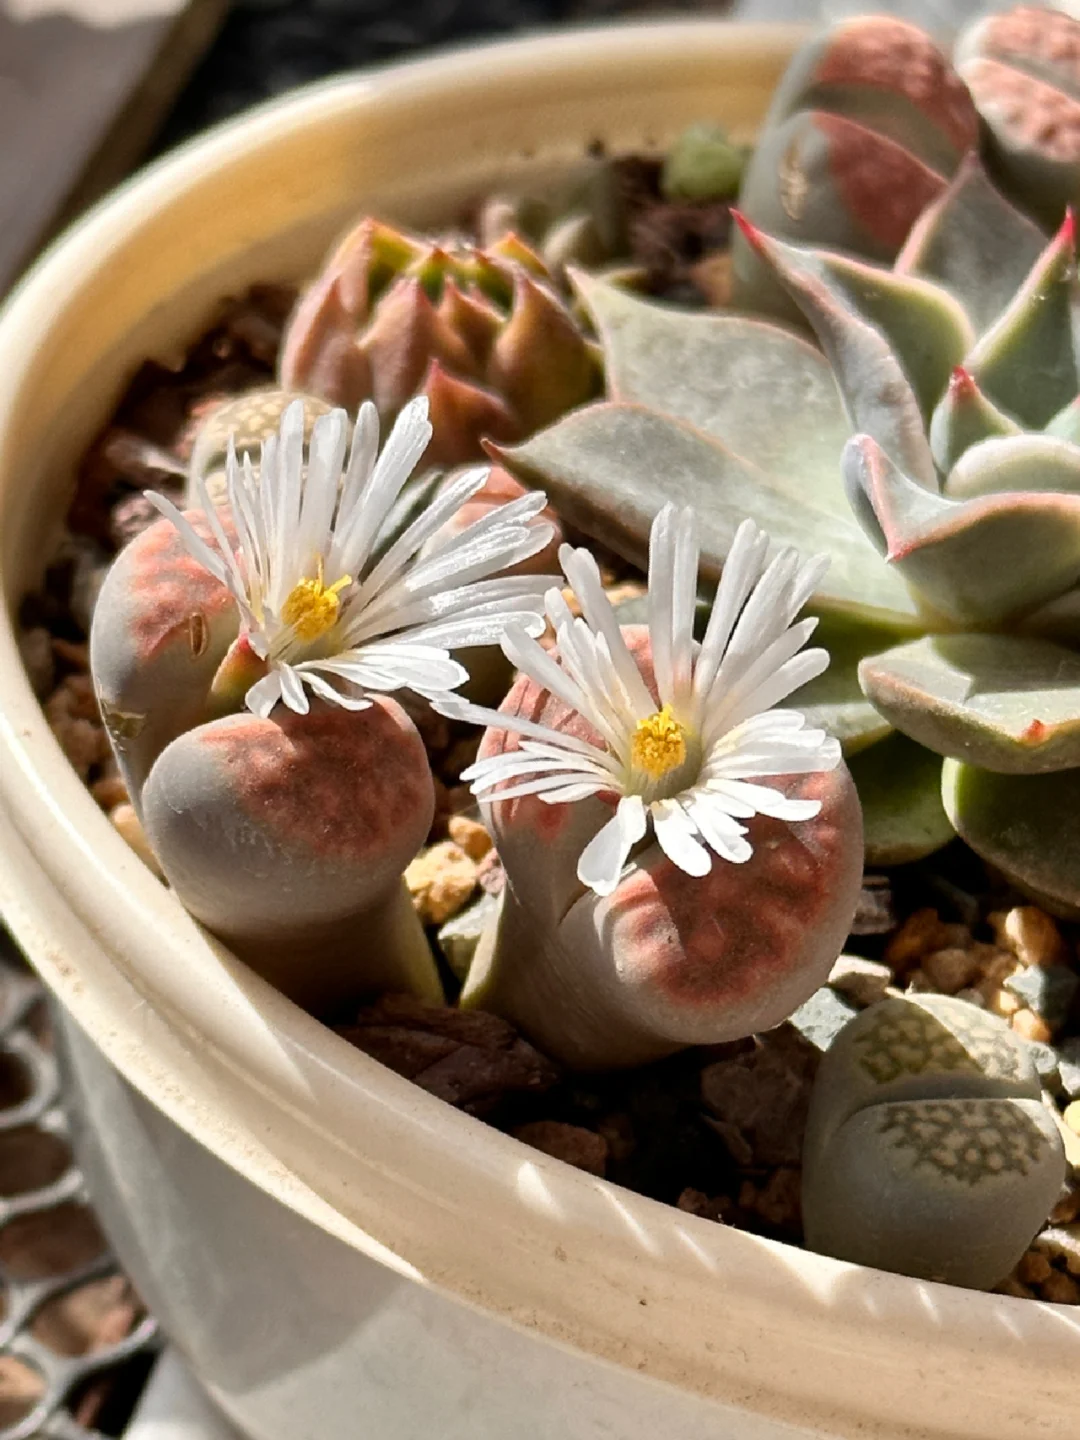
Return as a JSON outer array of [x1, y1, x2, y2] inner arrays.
[[1036, 1223, 1080, 1273], [1022, 1038, 1061, 1088], [17, 626, 54, 698], [884, 909, 969, 972], [1005, 965, 1078, 1030], [1018, 1248, 1052, 1286], [850, 876, 895, 937], [91, 773, 129, 811], [827, 955, 893, 1007], [1011, 1008, 1053, 1046], [109, 804, 163, 879], [437, 891, 499, 981], [44, 674, 109, 779], [1040, 1269, 1080, 1305], [788, 987, 858, 1052], [512, 1121, 608, 1177], [995, 906, 1067, 969], [1057, 1038, 1080, 1100], [447, 815, 493, 862], [676, 1188, 732, 1224], [1055, 1105, 1080, 1174], [1050, 1183, 1080, 1226], [405, 842, 479, 926], [922, 946, 980, 994]]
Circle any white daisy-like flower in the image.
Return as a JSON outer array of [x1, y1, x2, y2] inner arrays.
[[148, 395, 555, 718], [435, 504, 842, 897]]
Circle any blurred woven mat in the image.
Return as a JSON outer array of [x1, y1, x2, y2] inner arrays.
[[0, 0, 227, 294], [0, 935, 158, 1438]]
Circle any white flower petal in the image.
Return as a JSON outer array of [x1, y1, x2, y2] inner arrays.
[[706, 778, 823, 822], [245, 671, 283, 718], [651, 798, 712, 877], [578, 794, 647, 896]]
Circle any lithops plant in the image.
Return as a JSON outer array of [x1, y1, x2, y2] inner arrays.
[[278, 219, 601, 467], [436, 505, 863, 1070], [956, 4, 1080, 229], [90, 395, 555, 1012], [803, 993, 1066, 1289], [732, 13, 979, 316], [498, 161, 1080, 907]]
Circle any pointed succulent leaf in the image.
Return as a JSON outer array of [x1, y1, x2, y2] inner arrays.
[[955, 5, 1080, 229], [847, 732, 953, 865], [944, 433, 1080, 500], [963, 213, 1080, 430], [844, 434, 1080, 624], [486, 272, 601, 433], [929, 367, 1021, 475], [141, 698, 444, 1012], [943, 760, 1080, 916], [789, 614, 898, 755], [1046, 396, 1080, 444], [359, 277, 479, 418], [570, 269, 851, 494], [735, 218, 946, 486], [860, 633, 1080, 774], [493, 404, 920, 627], [422, 361, 518, 469], [895, 154, 1047, 333]]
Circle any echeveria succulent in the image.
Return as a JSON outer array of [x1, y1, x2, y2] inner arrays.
[[279, 219, 602, 467], [732, 14, 979, 317], [437, 506, 863, 1070], [90, 396, 554, 1011], [499, 162, 1080, 909], [737, 167, 1080, 911], [955, 5, 1080, 230], [803, 993, 1066, 1289]]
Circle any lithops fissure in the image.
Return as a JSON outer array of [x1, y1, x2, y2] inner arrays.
[[90, 395, 554, 1011], [803, 994, 1066, 1289], [439, 507, 863, 1069]]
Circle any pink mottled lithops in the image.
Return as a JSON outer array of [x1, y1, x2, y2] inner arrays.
[[803, 993, 1066, 1289], [956, 5, 1080, 228], [438, 505, 863, 1069], [90, 393, 554, 1010], [733, 15, 978, 315]]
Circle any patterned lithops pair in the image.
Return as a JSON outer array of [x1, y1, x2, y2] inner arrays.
[[805, 993, 1066, 1290]]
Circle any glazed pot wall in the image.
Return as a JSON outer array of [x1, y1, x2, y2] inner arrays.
[[0, 25, 1078, 1440], [56, 1008, 822, 1440]]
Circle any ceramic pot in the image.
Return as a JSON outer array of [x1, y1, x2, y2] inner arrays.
[[0, 23, 1077, 1440]]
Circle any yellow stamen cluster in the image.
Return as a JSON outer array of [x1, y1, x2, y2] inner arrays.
[[631, 705, 687, 779], [281, 564, 351, 644]]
